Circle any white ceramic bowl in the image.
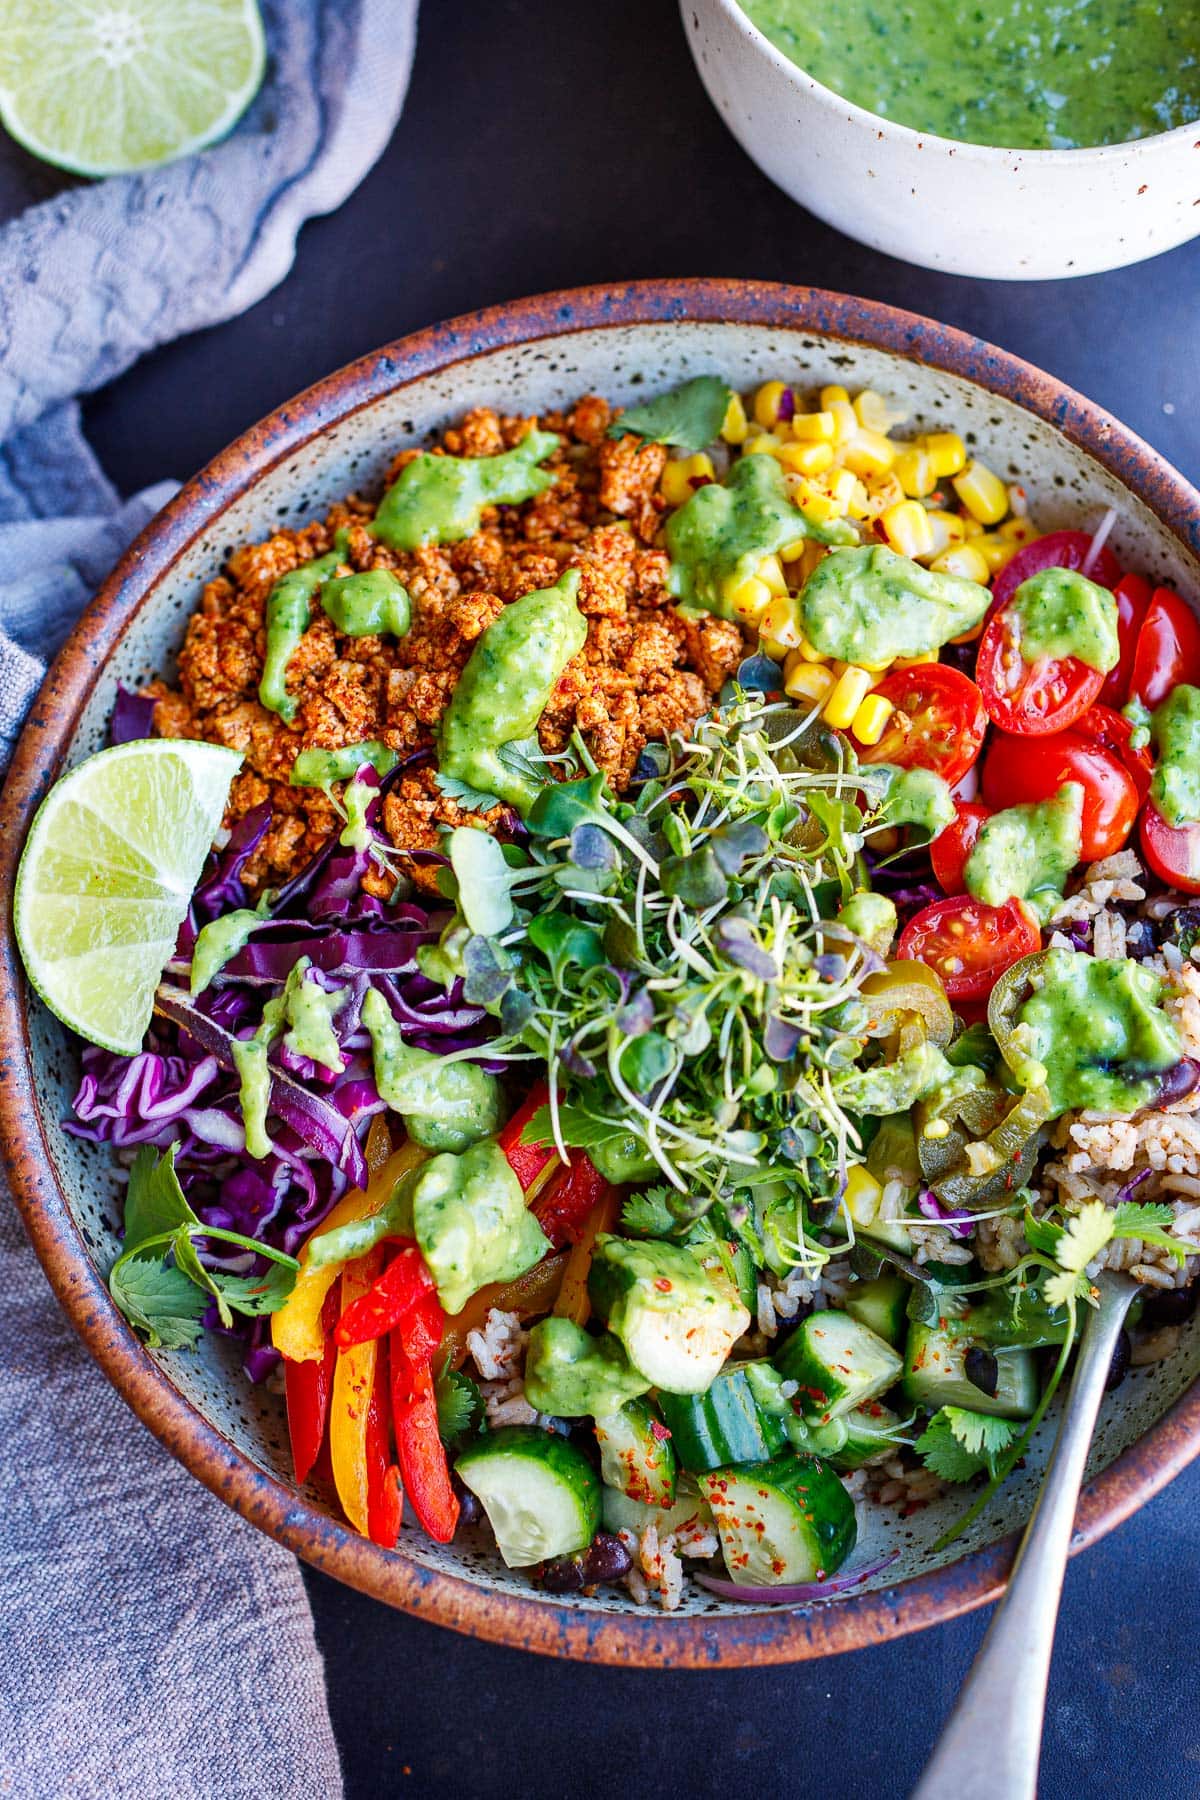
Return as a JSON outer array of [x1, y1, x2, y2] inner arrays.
[[682, 0, 1200, 280]]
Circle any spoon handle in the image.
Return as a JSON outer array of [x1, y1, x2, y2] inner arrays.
[[912, 1272, 1135, 1800]]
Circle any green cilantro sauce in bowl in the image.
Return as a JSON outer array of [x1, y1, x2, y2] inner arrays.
[[682, 0, 1200, 278]]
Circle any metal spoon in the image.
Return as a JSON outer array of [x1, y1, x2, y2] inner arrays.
[[913, 1268, 1137, 1800]]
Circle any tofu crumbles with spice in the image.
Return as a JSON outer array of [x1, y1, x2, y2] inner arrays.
[[15, 370, 1200, 1614], [149, 395, 747, 895]]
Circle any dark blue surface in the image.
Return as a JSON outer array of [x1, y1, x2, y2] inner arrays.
[[84, 4, 1200, 1795]]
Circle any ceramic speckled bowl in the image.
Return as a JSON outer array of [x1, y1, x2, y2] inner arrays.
[[3, 280, 1200, 1666], [683, 0, 1200, 280]]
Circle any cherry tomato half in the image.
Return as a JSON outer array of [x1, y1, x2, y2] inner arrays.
[[976, 600, 1105, 736], [1141, 805, 1200, 896], [989, 529, 1123, 617], [856, 665, 988, 787], [981, 730, 1139, 861], [930, 802, 991, 896], [1071, 704, 1153, 803], [898, 895, 1040, 1003], [1129, 588, 1200, 710], [1098, 572, 1151, 709]]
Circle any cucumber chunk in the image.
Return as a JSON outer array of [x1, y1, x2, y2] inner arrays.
[[594, 1397, 677, 1507], [588, 1235, 750, 1394], [775, 1310, 904, 1426], [657, 1361, 787, 1473], [700, 1453, 857, 1585], [903, 1318, 1038, 1420], [600, 1475, 713, 1541], [844, 1271, 909, 1346], [455, 1425, 600, 1567], [786, 1399, 908, 1470]]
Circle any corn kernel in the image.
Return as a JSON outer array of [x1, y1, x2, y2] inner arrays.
[[787, 483, 840, 525], [760, 636, 790, 662], [790, 409, 836, 443], [778, 439, 835, 477], [827, 399, 859, 448], [842, 429, 896, 478], [851, 693, 894, 747], [784, 658, 836, 705], [953, 459, 1009, 525], [660, 451, 714, 508], [843, 475, 873, 521], [844, 1164, 883, 1227], [931, 542, 991, 583], [975, 533, 1019, 574], [780, 534, 810, 560], [797, 635, 828, 663], [892, 650, 938, 671], [726, 575, 772, 625], [894, 446, 936, 500], [721, 392, 749, 445], [881, 500, 935, 559], [857, 656, 894, 675], [922, 431, 967, 478], [854, 389, 907, 434], [820, 383, 850, 408], [757, 553, 789, 597], [754, 380, 790, 428], [823, 664, 874, 728], [999, 517, 1038, 546], [926, 510, 968, 556], [745, 431, 785, 455], [760, 594, 805, 650]]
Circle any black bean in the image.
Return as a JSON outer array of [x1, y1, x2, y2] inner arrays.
[[1104, 1329, 1131, 1392], [538, 1556, 586, 1594], [1124, 919, 1159, 962], [1154, 1057, 1200, 1108], [582, 1531, 633, 1584], [1141, 1281, 1200, 1327], [451, 1476, 481, 1529], [965, 1346, 999, 1398]]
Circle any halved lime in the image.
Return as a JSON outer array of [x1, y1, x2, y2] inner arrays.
[[14, 739, 242, 1054], [0, 0, 266, 178]]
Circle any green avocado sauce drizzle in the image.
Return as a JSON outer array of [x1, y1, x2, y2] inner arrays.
[[232, 958, 350, 1159], [798, 544, 990, 665], [361, 986, 502, 1152], [1150, 683, 1200, 828], [1015, 948, 1181, 1116], [1007, 568, 1120, 673], [665, 453, 854, 619], [437, 568, 587, 813], [259, 535, 413, 721], [291, 741, 399, 789], [371, 428, 561, 551], [965, 782, 1083, 917]]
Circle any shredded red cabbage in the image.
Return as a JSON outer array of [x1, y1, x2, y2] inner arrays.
[[917, 1188, 974, 1240], [110, 684, 160, 745]]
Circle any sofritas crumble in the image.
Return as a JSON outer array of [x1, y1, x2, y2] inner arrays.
[[150, 396, 746, 891]]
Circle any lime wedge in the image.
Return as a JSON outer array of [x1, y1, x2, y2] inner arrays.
[[0, 0, 266, 177], [14, 739, 242, 1054]]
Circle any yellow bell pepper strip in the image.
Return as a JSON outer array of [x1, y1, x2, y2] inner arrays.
[[553, 1186, 622, 1327], [365, 1111, 392, 1175], [271, 1140, 427, 1362], [330, 1247, 385, 1536], [440, 1252, 569, 1369]]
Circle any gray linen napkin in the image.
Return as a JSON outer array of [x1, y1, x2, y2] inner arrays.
[[0, 4, 418, 1793]]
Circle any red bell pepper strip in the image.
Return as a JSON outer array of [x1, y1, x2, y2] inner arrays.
[[365, 1338, 403, 1549], [390, 1290, 459, 1544], [284, 1289, 339, 1484], [496, 1079, 556, 1193], [334, 1242, 436, 1349], [533, 1153, 612, 1249]]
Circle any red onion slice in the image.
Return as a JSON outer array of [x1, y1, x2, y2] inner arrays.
[[695, 1551, 900, 1605]]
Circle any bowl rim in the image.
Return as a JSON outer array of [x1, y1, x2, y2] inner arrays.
[[3, 276, 1200, 1667], [701, 0, 1200, 162]]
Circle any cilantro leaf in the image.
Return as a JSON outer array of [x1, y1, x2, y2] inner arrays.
[[1111, 1199, 1189, 1264], [622, 1186, 677, 1238], [1044, 1199, 1115, 1308], [214, 1262, 298, 1316], [916, 1407, 1019, 1483], [1022, 1205, 1062, 1258], [520, 1102, 626, 1151], [123, 1143, 198, 1251], [108, 1252, 208, 1351], [436, 1362, 484, 1451], [607, 376, 733, 455], [432, 769, 504, 812]]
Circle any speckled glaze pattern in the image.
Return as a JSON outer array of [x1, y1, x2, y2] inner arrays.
[[3, 280, 1200, 1666], [683, 0, 1200, 281]]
